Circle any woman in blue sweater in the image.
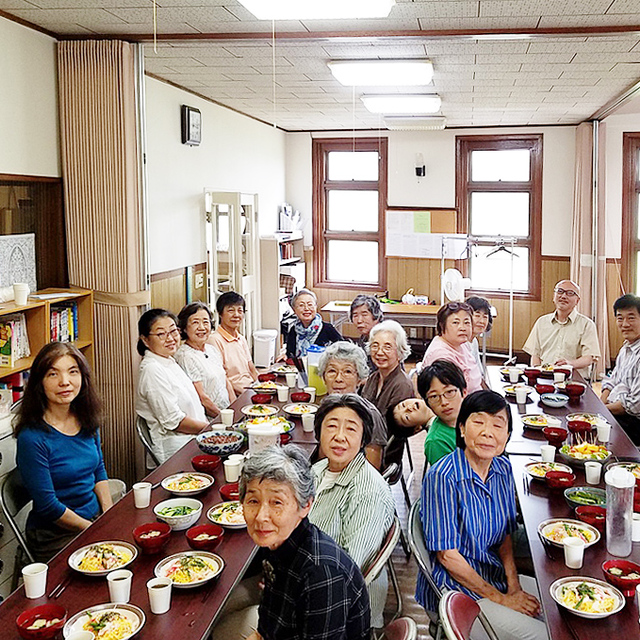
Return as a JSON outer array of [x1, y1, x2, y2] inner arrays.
[[15, 342, 112, 561]]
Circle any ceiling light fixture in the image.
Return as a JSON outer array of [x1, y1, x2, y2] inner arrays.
[[328, 60, 434, 86], [361, 94, 442, 115], [384, 116, 446, 130], [237, 0, 395, 20]]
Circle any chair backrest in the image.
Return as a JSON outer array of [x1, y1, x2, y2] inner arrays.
[[407, 498, 442, 599], [382, 616, 418, 640], [363, 515, 401, 586], [136, 416, 160, 468], [438, 591, 480, 640], [0, 468, 35, 564]]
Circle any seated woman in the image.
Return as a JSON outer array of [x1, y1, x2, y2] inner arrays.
[[309, 394, 395, 629], [349, 294, 383, 367], [318, 341, 387, 469], [175, 301, 236, 417], [417, 359, 467, 466], [15, 343, 113, 562], [209, 291, 259, 396], [417, 390, 547, 640], [466, 295, 493, 378], [419, 301, 483, 393], [214, 445, 371, 640], [136, 308, 209, 464], [286, 288, 341, 359]]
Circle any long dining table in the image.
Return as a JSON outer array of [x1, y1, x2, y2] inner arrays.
[[487, 365, 640, 640], [0, 379, 318, 638]]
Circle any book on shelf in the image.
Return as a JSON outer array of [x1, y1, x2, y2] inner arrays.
[[50, 302, 78, 343], [0, 313, 31, 367]]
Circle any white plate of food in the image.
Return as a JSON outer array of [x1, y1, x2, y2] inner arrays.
[[235, 415, 294, 433], [249, 380, 284, 394], [241, 404, 279, 417], [520, 414, 551, 430], [524, 461, 573, 480], [550, 577, 624, 619], [606, 461, 640, 479], [68, 541, 137, 576], [559, 442, 611, 464], [63, 603, 145, 639], [282, 403, 319, 416], [538, 518, 600, 549], [161, 472, 214, 496], [502, 384, 534, 397], [566, 412, 600, 425], [154, 551, 224, 588], [207, 501, 246, 529], [271, 364, 298, 375]]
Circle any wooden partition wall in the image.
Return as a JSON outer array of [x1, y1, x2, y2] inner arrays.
[[150, 262, 208, 315]]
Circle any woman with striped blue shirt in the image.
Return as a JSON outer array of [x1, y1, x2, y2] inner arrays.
[[417, 390, 548, 640], [309, 394, 395, 630]]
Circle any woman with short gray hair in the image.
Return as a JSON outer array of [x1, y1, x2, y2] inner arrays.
[[350, 294, 383, 346], [318, 341, 370, 381], [286, 288, 342, 358]]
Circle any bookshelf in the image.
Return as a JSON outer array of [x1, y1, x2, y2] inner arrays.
[[0, 288, 94, 381]]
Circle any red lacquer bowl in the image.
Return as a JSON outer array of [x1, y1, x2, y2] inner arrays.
[[545, 471, 576, 490], [565, 381, 587, 400], [258, 373, 277, 382], [535, 383, 555, 395], [192, 454, 221, 474], [251, 393, 272, 404], [602, 559, 640, 596], [133, 522, 172, 554], [186, 523, 224, 551], [575, 505, 606, 533], [16, 605, 67, 640], [542, 427, 568, 448]]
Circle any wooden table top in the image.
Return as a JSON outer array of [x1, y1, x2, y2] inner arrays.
[[0, 385, 319, 638]]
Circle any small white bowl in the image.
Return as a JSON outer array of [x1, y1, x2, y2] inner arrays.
[[154, 498, 203, 531], [540, 393, 569, 409]]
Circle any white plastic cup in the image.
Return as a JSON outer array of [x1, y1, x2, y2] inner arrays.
[[220, 408, 234, 427], [563, 537, 585, 569], [633, 514, 640, 542], [584, 462, 602, 485], [107, 569, 132, 604], [597, 422, 611, 443], [133, 481, 152, 508], [508, 368, 520, 383], [276, 386, 289, 402], [13, 283, 29, 306], [227, 453, 244, 464], [302, 413, 315, 432], [540, 445, 556, 463], [224, 459, 241, 482], [285, 372, 297, 388], [554, 372, 566, 384], [304, 386, 316, 403], [147, 577, 172, 614], [22, 562, 48, 599], [515, 386, 528, 404]]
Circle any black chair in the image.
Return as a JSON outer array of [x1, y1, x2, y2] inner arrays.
[[136, 416, 160, 468], [0, 468, 35, 591]]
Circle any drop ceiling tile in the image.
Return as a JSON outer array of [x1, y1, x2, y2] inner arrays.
[[538, 14, 640, 27], [418, 16, 539, 29], [480, 0, 612, 17], [606, 0, 640, 14]]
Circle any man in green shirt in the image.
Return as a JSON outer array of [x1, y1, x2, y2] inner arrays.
[[417, 359, 467, 466]]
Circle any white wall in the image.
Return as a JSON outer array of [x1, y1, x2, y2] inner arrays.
[[285, 126, 576, 256], [0, 17, 60, 176], [145, 77, 287, 274]]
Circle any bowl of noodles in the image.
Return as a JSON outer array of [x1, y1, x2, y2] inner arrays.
[[550, 577, 624, 619], [154, 551, 224, 588], [161, 472, 214, 496], [537, 518, 600, 549], [68, 541, 137, 576], [63, 603, 144, 639], [207, 501, 246, 529]]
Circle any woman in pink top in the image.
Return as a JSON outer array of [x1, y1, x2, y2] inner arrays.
[[420, 302, 484, 392]]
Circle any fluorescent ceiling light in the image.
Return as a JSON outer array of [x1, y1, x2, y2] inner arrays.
[[328, 60, 434, 86], [362, 94, 442, 115], [384, 116, 446, 130], [237, 0, 395, 20]]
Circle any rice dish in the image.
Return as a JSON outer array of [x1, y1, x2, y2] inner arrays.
[[161, 555, 219, 584], [77, 544, 132, 572], [82, 611, 134, 640], [558, 581, 618, 614]]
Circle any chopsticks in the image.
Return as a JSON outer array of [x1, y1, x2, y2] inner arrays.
[[48, 573, 72, 599]]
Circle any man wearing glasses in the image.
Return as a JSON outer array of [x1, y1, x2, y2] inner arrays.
[[523, 279, 600, 377]]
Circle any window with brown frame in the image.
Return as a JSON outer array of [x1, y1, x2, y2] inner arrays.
[[312, 137, 387, 290], [456, 135, 543, 300], [622, 133, 640, 295]]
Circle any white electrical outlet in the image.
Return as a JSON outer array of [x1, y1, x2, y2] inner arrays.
[[195, 273, 204, 288]]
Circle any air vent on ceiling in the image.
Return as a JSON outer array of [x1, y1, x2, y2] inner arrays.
[[384, 116, 446, 130]]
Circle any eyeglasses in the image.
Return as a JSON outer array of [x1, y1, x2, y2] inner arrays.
[[554, 288, 578, 298], [295, 302, 316, 310], [149, 327, 180, 342], [370, 342, 396, 354], [324, 366, 358, 379], [426, 388, 459, 405]]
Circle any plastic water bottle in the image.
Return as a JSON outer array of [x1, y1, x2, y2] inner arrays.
[[605, 467, 635, 557]]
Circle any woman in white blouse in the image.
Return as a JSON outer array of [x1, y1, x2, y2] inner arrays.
[[175, 302, 236, 417], [308, 394, 395, 629], [136, 308, 210, 464]]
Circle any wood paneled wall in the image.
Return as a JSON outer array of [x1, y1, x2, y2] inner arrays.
[[150, 262, 207, 314]]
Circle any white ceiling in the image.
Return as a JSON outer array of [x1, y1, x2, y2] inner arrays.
[[2, 0, 640, 131]]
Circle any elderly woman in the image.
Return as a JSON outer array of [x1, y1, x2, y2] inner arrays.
[[286, 288, 342, 358], [209, 291, 259, 395], [466, 295, 493, 377], [417, 390, 547, 640], [317, 341, 387, 468], [136, 308, 209, 464], [419, 301, 483, 393], [310, 394, 394, 629], [219, 445, 371, 640], [15, 343, 113, 561], [175, 301, 236, 418], [350, 294, 383, 348]]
